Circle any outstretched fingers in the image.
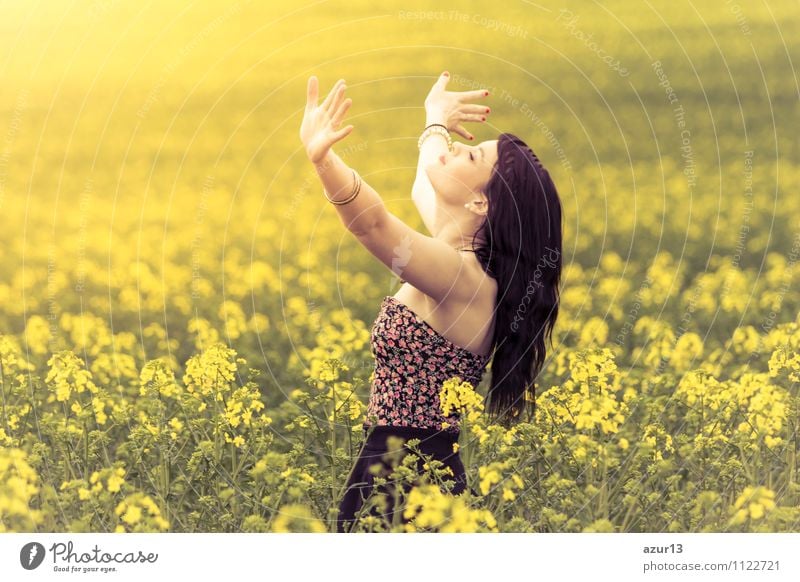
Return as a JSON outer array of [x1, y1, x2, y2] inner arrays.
[[461, 112, 487, 123], [456, 88, 490, 102], [329, 83, 347, 117], [321, 78, 345, 112], [452, 123, 472, 140], [330, 124, 354, 143], [461, 103, 490, 115], [331, 97, 352, 128]]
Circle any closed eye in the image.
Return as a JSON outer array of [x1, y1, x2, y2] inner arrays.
[[469, 152, 474, 161]]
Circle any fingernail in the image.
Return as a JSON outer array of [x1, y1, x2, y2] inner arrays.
[[469, 136, 474, 140], [443, 71, 449, 76], [481, 116, 486, 121], [486, 108, 490, 113], [484, 91, 489, 96]]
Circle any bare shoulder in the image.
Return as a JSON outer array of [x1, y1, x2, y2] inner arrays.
[[392, 252, 497, 355], [461, 252, 497, 306], [439, 253, 497, 355]]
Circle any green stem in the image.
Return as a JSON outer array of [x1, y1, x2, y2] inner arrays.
[[619, 488, 638, 532], [390, 477, 402, 531], [0, 357, 9, 434], [299, 399, 325, 445], [83, 420, 89, 479], [265, 486, 287, 530], [331, 378, 336, 512]]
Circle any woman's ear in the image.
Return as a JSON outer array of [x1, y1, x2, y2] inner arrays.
[[463, 195, 489, 216]]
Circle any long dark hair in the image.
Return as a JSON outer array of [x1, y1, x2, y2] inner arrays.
[[469, 132, 563, 428]]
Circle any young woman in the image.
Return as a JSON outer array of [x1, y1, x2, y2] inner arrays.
[[299, 71, 563, 532]]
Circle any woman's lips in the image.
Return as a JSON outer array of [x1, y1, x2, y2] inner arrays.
[[438, 154, 446, 165]]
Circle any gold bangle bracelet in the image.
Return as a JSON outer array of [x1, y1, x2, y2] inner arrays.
[[324, 168, 362, 205]]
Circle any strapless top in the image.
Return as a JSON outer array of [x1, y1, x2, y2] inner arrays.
[[364, 295, 491, 434]]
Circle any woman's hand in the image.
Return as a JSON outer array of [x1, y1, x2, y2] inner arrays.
[[300, 76, 353, 164], [423, 71, 490, 141]]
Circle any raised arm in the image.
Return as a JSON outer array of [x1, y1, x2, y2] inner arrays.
[[299, 76, 388, 235], [413, 72, 491, 233], [299, 74, 490, 303], [411, 121, 447, 235]]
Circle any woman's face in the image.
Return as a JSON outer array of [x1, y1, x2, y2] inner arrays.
[[425, 139, 500, 211]]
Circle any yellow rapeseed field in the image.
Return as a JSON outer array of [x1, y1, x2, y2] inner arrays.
[[1, 0, 798, 533]]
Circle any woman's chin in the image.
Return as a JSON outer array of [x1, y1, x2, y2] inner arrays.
[[424, 169, 464, 202]]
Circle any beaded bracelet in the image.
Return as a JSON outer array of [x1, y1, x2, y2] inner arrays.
[[417, 124, 453, 151]]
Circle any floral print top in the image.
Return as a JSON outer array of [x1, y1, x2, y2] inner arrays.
[[364, 295, 492, 434]]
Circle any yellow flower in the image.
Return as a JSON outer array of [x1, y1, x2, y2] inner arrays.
[[271, 504, 327, 533], [107, 468, 125, 493], [46, 351, 99, 403], [139, 359, 181, 399], [0, 428, 13, 446], [578, 317, 609, 347], [182, 343, 238, 398], [728, 486, 776, 526], [749, 502, 765, 520], [92, 396, 108, 425], [114, 493, 169, 532], [0, 448, 43, 532], [403, 484, 498, 532], [219, 300, 248, 340], [24, 315, 51, 355], [470, 424, 489, 444], [478, 461, 511, 496], [502, 427, 518, 445], [769, 344, 800, 381], [439, 377, 484, 419], [318, 367, 337, 382], [671, 332, 704, 371], [121, 505, 142, 525]]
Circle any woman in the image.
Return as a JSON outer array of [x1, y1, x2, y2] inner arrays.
[[299, 71, 563, 532]]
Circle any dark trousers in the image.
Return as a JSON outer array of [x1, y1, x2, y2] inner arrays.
[[336, 424, 468, 533]]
